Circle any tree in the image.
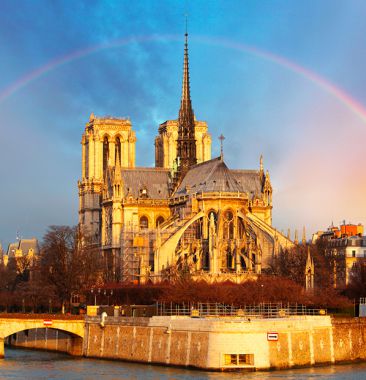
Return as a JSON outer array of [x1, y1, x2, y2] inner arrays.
[[271, 242, 339, 289], [40, 225, 102, 313], [344, 261, 366, 300]]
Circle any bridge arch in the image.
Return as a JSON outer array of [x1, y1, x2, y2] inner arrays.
[[0, 317, 85, 358]]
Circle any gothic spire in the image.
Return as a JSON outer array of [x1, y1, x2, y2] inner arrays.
[[176, 26, 197, 177]]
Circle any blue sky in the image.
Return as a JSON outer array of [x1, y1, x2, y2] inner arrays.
[[1, 0, 366, 247]]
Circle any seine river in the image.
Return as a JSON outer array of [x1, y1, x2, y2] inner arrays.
[[1, 347, 366, 379]]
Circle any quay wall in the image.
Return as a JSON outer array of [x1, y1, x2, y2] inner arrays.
[[7, 316, 366, 370]]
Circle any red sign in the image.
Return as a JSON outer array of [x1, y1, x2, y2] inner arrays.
[[43, 320, 53, 326], [267, 332, 278, 341]]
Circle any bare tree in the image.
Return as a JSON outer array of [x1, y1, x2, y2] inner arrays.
[[40, 225, 102, 313]]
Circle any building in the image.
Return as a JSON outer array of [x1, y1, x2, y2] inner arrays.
[[312, 222, 364, 243], [78, 32, 293, 283], [3, 238, 39, 280], [312, 223, 366, 287]]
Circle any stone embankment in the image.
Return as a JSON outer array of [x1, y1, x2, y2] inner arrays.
[[8, 315, 366, 371]]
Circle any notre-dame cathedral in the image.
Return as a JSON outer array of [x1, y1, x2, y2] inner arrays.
[[78, 32, 293, 283]]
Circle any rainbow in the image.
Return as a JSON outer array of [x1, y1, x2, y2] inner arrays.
[[1, 34, 366, 123]]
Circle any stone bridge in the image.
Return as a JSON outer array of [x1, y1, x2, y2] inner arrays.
[[0, 314, 85, 358]]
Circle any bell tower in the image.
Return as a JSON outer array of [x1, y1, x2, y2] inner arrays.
[[78, 113, 136, 243]]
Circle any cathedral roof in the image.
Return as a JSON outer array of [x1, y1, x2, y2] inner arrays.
[[120, 167, 170, 199], [174, 157, 243, 195], [230, 169, 263, 197]]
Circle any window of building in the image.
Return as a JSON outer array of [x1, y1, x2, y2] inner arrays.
[[364, 250, 366, 258], [140, 216, 149, 229], [240, 249, 247, 270], [223, 210, 234, 239], [352, 250, 356, 257], [224, 354, 254, 366], [208, 211, 217, 226], [103, 136, 109, 173], [156, 216, 165, 227], [115, 136, 121, 165], [238, 218, 245, 237], [71, 294, 80, 305]]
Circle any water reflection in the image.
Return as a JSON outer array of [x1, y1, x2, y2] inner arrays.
[[0, 348, 366, 380]]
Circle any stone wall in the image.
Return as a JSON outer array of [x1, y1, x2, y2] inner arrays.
[[6, 316, 366, 371], [84, 317, 209, 368], [83, 316, 366, 370]]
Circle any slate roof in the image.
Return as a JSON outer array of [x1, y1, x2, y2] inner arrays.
[[174, 157, 264, 197], [6, 238, 39, 257], [112, 160, 263, 200], [19, 238, 39, 255], [120, 167, 170, 199], [175, 157, 243, 195], [230, 169, 263, 197]]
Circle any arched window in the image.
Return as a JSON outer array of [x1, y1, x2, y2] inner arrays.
[[103, 136, 109, 173], [223, 210, 234, 240], [156, 216, 165, 227], [226, 250, 234, 270], [238, 218, 245, 238], [208, 211, 217, 227], [204, 250, 210, 270], [115, 137, 121, 165], [140, 216, 149, 229], [240, 248, 247, 270], [195, 218, 203, 238]]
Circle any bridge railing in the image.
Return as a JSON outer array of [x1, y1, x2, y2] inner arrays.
[[0, 313, 84, 320]]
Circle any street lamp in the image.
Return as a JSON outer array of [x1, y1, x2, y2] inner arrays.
[[91, 288, 101, 306]]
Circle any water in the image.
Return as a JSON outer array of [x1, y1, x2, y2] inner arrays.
[[1, 348, 366, 379]]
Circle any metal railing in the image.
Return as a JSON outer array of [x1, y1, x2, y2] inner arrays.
[[156, 302, 326, 319]]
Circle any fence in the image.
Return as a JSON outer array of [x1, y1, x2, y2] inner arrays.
[[155, 302, 326, 319]]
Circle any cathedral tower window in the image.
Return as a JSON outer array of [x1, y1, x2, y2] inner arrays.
[[140, 216, 149, 229], [115, 136, 121, 166], [103, 136, 109, 173]]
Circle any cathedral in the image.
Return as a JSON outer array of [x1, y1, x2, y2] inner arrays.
[[78, 32, 293, 283]]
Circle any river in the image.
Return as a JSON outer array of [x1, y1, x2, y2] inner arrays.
[[1, 347, 366, 379]]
